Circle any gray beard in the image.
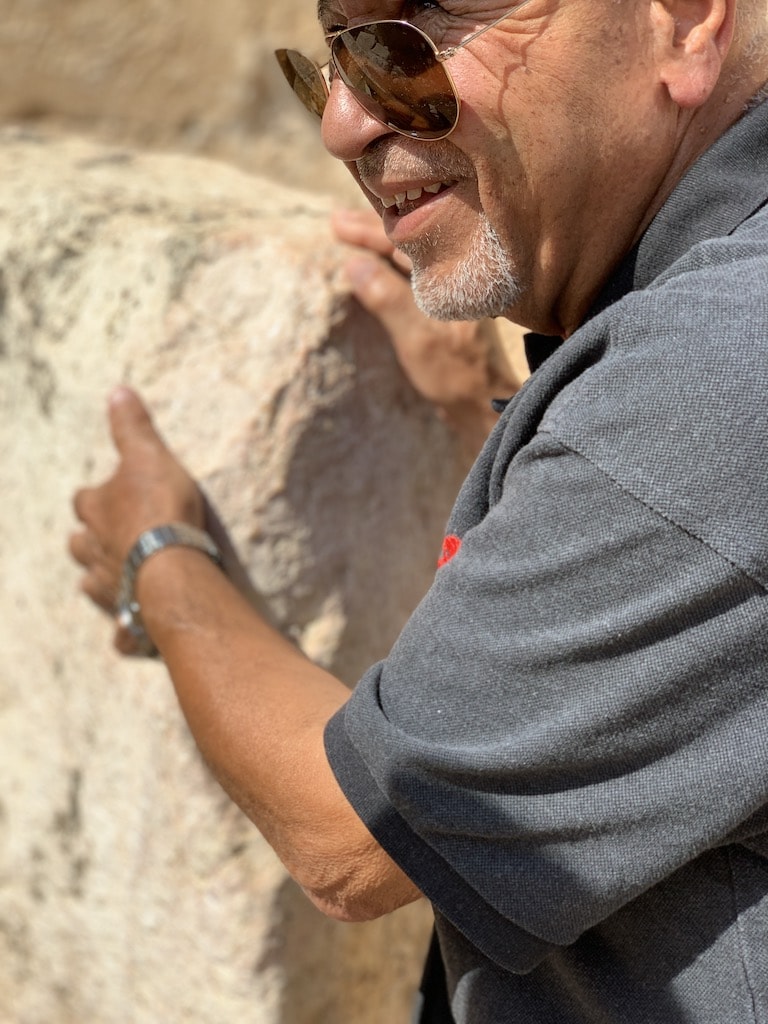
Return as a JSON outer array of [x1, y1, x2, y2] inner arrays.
[[402, 216, 523, 322]]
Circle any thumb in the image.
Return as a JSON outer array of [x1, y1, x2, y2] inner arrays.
[[108, 386, 164, 455]]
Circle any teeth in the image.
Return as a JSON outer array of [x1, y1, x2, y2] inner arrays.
[[382, 182, 447, 211]]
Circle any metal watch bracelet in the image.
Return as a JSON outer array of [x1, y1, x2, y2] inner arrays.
[[115, 522, 224, 658]]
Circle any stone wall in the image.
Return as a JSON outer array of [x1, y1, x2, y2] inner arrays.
[[0, 131, 470, 1022], [0, 5, 482, 1017]]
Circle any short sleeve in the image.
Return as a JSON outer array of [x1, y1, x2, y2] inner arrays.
[[325, 433, 768, 974]]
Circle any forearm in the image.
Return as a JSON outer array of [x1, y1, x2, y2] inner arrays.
[[136, 547, 421, 920], [70, 387, 421, 919]]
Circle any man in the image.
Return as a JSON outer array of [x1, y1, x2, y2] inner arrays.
[[71, 0, 768, 1020]]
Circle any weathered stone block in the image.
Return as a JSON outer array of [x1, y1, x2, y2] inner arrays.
[[0, 0, 354, 197], [0, 131, 467, 1023]]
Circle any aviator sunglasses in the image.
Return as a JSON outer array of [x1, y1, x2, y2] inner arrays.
[[275, 1, 534, 141]]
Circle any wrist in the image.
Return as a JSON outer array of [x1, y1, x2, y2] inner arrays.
[[116, 523, 224, 657]]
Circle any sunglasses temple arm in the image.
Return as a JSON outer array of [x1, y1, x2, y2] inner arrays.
[[437, 0, 539, 60]]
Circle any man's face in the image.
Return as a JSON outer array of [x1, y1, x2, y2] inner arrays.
[[321, 0, 679, 334]]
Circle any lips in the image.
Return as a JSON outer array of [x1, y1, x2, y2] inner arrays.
[[356, 139, 469, 218]]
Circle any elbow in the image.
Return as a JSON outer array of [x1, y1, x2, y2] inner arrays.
[[302, 880, 423, 923], [294, 848, 423, 923], [302, 886, 391, 923]]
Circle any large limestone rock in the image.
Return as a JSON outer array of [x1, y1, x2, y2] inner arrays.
[[0, 0, 355, 198], [0, 130, 469, 1023]]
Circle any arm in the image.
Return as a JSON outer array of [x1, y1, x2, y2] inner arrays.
[[69, 386, 421, 922], [327, 430, 768, 970], [332, 208, 529, 460]]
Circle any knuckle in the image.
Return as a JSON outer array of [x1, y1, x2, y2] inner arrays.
[[72, 487, 91, 521], [68, 531, 87, 564]]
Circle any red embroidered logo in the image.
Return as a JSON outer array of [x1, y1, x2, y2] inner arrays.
[[437, 534, 462, 568]]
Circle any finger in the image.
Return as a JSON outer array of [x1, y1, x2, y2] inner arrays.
[[345, 255, 428, 337], [72, 486, 116, 532], [332, 209, 414, 276], [72, 487, 95, 526], [80, 568, 119, 615], [68, 528, 103, 567], [332, 208, 395, 257], [388, 248, 414, 275], [108, 386, 164, 456]]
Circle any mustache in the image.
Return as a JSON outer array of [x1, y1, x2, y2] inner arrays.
[[356, 138, 475, 183]]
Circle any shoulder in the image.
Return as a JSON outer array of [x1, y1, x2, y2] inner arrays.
[[536, 223, 768, 585]]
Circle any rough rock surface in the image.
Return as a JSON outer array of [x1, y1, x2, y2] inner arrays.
[[0, 0, 355, 198], [0, 130, 471, 1023]]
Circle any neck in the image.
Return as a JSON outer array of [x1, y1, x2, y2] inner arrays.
[[636, 58, 768, 239]]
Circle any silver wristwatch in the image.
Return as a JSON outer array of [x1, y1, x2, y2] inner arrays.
[[116, 522, 223, 657]]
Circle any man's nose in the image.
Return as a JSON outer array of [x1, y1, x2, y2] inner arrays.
[[321, 77, 392, 163]]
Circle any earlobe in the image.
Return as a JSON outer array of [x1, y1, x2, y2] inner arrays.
[[651, 0, 734, 108]]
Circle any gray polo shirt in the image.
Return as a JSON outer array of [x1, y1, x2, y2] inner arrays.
[[326, 98, 768, 1023]]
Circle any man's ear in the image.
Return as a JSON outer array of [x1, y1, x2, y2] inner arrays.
[[650, 0, 735, 107]]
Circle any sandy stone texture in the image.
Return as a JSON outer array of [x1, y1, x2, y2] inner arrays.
[[0, 0, 356, 199], [0, 129, 471, 1023]]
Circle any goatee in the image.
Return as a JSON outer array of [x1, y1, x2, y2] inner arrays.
[[402, 217, 522, 321]]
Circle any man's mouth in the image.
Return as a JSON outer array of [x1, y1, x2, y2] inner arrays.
[[379, 181, 453, 214]]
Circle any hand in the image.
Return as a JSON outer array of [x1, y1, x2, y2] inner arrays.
[[69, 386, 205, 652], [331, 208, 529, 457]]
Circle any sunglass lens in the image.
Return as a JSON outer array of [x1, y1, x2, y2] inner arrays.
[[275, 49, 328, 119], [332, 23, 458, 139]]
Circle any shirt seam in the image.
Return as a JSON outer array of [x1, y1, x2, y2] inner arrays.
[[539, 430, 768, 594]]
